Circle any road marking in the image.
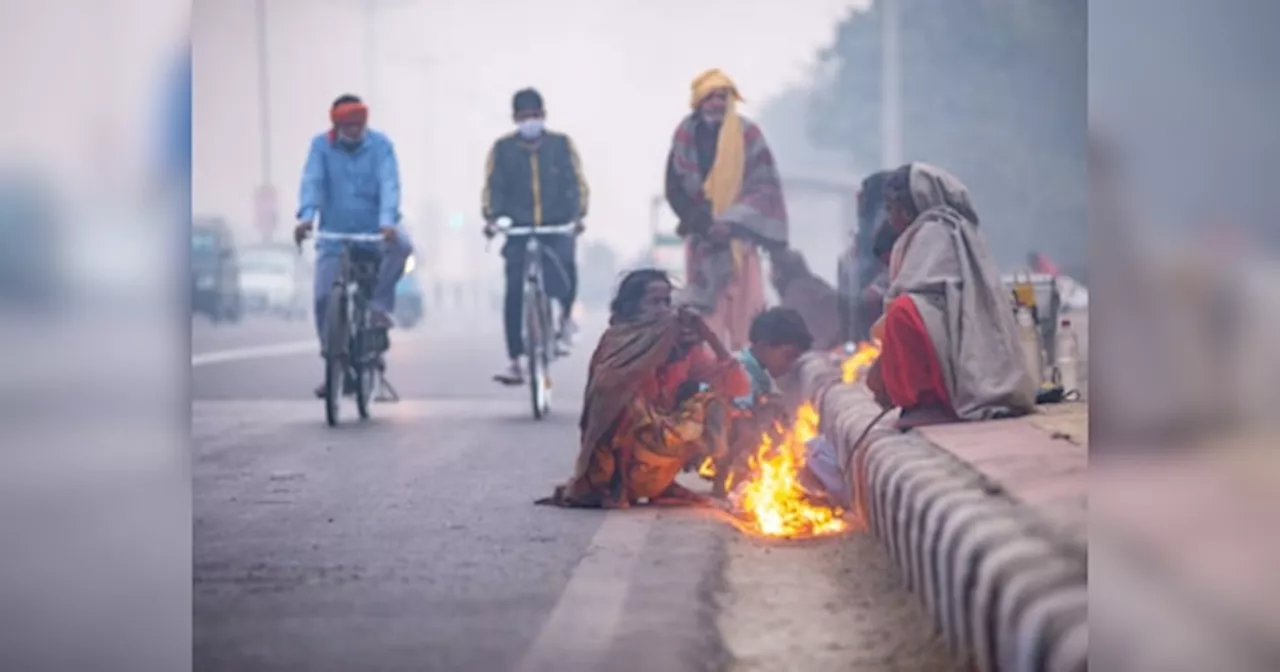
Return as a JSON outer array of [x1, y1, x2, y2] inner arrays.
[[193, 332, 429, 367], [514, 512, 655, 672], [191, 340, 320, 367]]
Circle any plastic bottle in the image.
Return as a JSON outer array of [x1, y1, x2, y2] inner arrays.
[[1017, 304, 1044, 388], [1056, 318, 1080, 395]]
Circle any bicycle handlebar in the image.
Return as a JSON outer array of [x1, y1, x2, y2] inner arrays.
[[313, 231, 385, 243], [499, 223, 577, 237]]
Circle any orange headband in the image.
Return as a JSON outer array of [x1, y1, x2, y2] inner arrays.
[[330, 102, 368, 126]]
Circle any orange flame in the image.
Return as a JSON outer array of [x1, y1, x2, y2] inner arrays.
[[730, 402, 848, 539], [841, 341, 882, 384], [697, 456, 717, 479]]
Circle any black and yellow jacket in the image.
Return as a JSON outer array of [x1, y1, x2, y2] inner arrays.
[[481, 131, 589, 227]]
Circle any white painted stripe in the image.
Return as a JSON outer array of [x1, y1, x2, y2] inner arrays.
[[514, 512, 655, 672], [191, 340, 319, 367]]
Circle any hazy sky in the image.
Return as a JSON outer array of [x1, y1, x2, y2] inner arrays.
[[2, 0, 188, 194], [194, 0, 865, 279]]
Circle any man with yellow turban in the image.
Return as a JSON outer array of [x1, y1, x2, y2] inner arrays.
[[665, 69, 789, 351]]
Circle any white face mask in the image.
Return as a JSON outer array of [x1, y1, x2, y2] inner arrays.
[[337, 128, 365, 147], [516, 118, 544, 139]]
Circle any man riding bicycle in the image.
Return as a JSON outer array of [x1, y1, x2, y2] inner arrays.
[[294, 94, 413, 398], [482, 87, 589, 385]]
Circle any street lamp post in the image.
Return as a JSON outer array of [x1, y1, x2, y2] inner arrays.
[[351, 0, 418, 107], [255, 0, 277, 242]]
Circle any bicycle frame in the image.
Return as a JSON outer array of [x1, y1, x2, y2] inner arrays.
[[316, 232, 383, 359], [492, 221, 576, 419]]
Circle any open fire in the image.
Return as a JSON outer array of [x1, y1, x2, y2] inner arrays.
[[841, 341, 882, 384], [701, 343, 884, 540], [727, 401, 848, 539]]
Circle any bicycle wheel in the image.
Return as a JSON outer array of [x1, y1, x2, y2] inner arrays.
[[323, 285, 349, 427], [352, 299, 375, 420], [537, 292, 554, 414], [524, 288, 550, 420]]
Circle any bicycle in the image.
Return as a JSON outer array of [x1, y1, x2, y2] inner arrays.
[[490, 219, 577, 420], [308, 231, 395, 427]]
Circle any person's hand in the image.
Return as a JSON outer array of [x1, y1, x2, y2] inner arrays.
[[692, 311, 719, 344], [483, 220, 499, 239], [677, 306, 703, 345], [380, 226, 398, 243], [708, 219, 731, 244], [573, 220, 586, 236], [293, 221, 313, 247]]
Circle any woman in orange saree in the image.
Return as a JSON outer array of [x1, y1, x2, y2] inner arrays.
[[540, 269, 751, 508]]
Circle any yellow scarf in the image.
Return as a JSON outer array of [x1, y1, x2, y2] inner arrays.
[[691, 69, 746, 272]]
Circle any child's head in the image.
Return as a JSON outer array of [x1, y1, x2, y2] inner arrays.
[[748, 307, 814, 378], [609, 268, 674, 323]]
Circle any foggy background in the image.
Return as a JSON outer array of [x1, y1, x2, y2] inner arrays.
[[2, 0, 1279, 669], [194, 0, 865, 296]]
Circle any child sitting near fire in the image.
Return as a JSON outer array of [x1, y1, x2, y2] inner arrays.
[[694, 307, 814, 496]]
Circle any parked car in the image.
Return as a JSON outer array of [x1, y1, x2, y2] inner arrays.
[[395, 255, 423, 329], [239, 243, 308, 320], [191, 216, 241, 323], [0, 174, 62, 307]]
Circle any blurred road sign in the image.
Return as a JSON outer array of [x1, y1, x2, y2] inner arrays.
[[254, 184, 278, 239]]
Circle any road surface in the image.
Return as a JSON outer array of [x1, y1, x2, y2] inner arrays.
[[192, 313, 955, 672]]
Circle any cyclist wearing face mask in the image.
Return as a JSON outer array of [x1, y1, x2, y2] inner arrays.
[[482, 88, 590, 385]]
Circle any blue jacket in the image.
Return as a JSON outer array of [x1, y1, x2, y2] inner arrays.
[[162, 50, 191, 188], [297, 129, 402, 254]]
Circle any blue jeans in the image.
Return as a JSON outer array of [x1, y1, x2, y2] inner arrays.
[[313, 231, 413, 343]]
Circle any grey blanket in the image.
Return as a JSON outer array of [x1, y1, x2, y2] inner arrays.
[[886, 163, 1036, 420]]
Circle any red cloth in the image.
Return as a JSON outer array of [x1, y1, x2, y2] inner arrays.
[[640, 344, 751, 411], [330, 101, 369, 126], [868, 295, 954, 421]]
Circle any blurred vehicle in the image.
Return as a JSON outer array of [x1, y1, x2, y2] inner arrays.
[[394, 254, 423, 329], [66, 207, 167, 311], [0, 174, 62, 307], [191, 216, 241, 324], [239, 243, 308, 320]]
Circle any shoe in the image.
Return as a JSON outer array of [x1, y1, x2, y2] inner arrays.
[[493, 359, 525, 386], [558, 315, 580, 346], [554, 335, 572, 357]]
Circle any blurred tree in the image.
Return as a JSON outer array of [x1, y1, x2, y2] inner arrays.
[[805, 0, 1086, 271]]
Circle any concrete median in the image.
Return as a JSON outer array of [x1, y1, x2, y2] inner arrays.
[[796, 352, 1087, 672]]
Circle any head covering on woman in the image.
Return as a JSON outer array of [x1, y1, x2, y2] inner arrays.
[[885, 162, 1035, 420]]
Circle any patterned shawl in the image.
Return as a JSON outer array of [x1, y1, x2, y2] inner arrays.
[[572, 312, 681, 480], [670, 114, 788, 312]]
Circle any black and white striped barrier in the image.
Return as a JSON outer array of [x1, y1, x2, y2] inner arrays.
[[796, 353, 1087, 672]]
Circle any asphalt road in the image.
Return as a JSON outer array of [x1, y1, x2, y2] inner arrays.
[[192, 312, 955, 672]]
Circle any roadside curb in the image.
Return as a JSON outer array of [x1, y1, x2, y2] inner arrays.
[[797, 353, 1087, 672]]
